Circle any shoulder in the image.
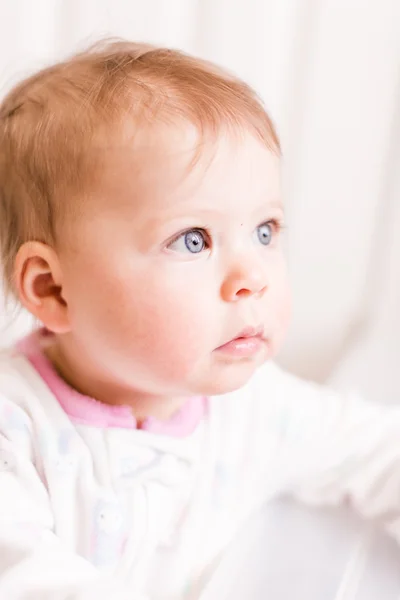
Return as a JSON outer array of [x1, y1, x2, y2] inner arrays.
[[0, 346, 66, 447], [0, 345, 47, 405]]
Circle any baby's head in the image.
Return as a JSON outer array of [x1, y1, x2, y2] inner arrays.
[[0, 41, 291, 405]]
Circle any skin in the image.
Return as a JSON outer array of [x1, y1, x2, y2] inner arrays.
[[15, 126, 291, 422]]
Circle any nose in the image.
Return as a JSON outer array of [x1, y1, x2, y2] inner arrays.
[[220, 254, 268, 302]]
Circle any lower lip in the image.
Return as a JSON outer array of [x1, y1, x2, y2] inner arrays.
[[215, 336, 264, 358]]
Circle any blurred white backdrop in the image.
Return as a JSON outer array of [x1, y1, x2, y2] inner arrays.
[[0, 0, 399, 396], [1, 4, 400, 597]]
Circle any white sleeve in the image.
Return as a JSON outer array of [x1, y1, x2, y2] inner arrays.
[[0, 433, 131, 600], [259, 363, 400, 539]]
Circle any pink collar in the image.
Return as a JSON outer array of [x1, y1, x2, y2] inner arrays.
[[16, 329, 207, 437]]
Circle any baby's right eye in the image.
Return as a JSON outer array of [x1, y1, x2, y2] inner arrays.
[[167, 229, 210, 254]]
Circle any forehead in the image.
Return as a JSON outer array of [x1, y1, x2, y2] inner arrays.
[[90, 125, 282, 218]]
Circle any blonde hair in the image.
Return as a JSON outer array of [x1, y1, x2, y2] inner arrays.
[[0, 40, 280, 299]]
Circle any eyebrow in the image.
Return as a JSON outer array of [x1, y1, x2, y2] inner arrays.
[[267, 199, 285, 212], [144, 199, 285, 229]]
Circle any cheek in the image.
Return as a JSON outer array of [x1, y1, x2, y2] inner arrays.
[[126, 288, 207, 351], [117, 278, 218, 380], [68, 261, 217, 377]]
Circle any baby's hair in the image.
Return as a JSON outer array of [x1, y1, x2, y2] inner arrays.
[[0, 39, 280, 300]]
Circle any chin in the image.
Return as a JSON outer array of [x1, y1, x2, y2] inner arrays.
[[200, 360, 264, 396]]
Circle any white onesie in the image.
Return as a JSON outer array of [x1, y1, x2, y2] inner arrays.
[[0, 328, 400, 600]]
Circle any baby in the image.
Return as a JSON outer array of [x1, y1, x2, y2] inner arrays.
[[0, 40, 399, 600]]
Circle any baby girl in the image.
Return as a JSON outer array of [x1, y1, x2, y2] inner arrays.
[[0, 40, 399, 600]]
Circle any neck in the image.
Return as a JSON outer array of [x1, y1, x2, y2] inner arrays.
[[43, 334, 186, 423]]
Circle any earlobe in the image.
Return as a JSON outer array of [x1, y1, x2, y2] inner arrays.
[[14, 241, 71, 334]]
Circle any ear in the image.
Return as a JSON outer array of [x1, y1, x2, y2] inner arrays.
[[14, 241, 71, 334]]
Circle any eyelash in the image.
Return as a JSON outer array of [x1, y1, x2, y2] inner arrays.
[[263, 218, 285, 236]]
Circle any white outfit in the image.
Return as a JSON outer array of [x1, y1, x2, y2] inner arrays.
[[0, 331, 400, 600]]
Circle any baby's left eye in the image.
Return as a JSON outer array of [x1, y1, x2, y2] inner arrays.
[[255, 222, 274, 246]]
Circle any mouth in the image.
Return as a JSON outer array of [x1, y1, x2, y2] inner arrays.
[[215, 325, 266, 358]]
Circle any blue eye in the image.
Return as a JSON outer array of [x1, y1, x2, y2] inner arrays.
[[168, 229, 208, 254], [256, 222, 273, 246]]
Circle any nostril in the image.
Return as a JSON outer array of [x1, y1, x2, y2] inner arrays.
[[236, 283, 267, 299], [235, 288, 253, 298], [221, 266, 268, 303]]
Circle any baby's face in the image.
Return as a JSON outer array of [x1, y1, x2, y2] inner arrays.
[[57, 127, 291, 397]]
